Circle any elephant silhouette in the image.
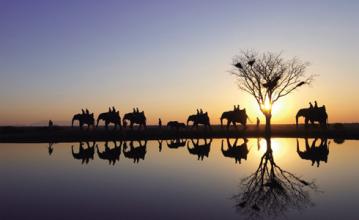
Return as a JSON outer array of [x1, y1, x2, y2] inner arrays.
[[166, 138, 187, 149], [123, 140, 147, 163], [187, 111, 211, 129], [96, 141, 122, 165], [187, 138, 212, 160], [296, 105, 328, 128], [96, 107, 122, 130], [71, 142, 96, 164], [221, 138, 249, 164], [167, 121, 186, 130], [220, 108, 248, 129], [122, 110, 147, 129], [71, 109, 95, 129], [297, 138, 330, 167]]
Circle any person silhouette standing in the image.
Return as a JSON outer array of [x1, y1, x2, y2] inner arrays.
[[309, 102, 313, 109], [48, 120, 53, 128], [158, 118, 162, 128], [314, 101, 318, 108]]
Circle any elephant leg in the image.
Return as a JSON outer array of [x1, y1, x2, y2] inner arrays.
[[305, 118, 309, 128]]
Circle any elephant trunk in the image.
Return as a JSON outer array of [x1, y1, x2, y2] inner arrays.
[[221, 140, 225, 153], [71, 116, 76, 127], [96, 118, 100, 127], [296, 114, 299, 128]]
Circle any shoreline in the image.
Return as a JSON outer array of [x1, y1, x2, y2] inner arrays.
[[1, 124, 358, 143]]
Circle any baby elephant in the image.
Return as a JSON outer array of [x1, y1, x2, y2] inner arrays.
[[167, 121, 186, 130]]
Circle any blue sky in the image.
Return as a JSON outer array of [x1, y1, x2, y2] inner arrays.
[[0, 0, 358, 125]]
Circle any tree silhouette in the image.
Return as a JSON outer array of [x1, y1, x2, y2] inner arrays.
[[232, 138, 318, 219], [231, 50, 314, 134]]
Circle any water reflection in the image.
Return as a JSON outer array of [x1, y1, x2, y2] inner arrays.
[[158, 139, 163, 152], [48, 142, 55, 155], [167, 138, 187, 149], [123, 140, 147, 163], [221, 138, 249, 164], [97, 141, 122, 165], [187, 138, 212, 160], [233, 137, 318, 219], [71, 142, 96, 164], [297, 138, 330, 167]]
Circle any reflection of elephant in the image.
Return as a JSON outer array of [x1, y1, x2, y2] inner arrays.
[[187, 112, 211, 128], [297, 138, 329, 167], [123, 140, 147, 163], [123, 111, 146, 129], [72, 111, 95, 129], [71, 142, 95, 164], [221, 109, 248, 129], [96, 108, 121, 130], [296, 106, 328, 128], [221, 138, 249, 164], [97, 141, 122, 165], [167, 139, 186, 149], [187, 138, 212, 160]]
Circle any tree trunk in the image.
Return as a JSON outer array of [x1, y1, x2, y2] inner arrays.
[[264, 113, 272, 136]]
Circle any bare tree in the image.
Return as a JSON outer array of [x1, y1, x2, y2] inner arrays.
[[232, 138, 318, 219], [231, 50, 314, 133]]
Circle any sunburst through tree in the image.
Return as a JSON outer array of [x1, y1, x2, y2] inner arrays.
[[231, 50, 315, 134]]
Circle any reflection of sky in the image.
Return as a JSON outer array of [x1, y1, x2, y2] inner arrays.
[[0, 139, 359, 219], [0, 1, 359, 125]]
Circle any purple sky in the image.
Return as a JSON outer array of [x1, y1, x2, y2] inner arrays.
[[0, 0, 358, 125]]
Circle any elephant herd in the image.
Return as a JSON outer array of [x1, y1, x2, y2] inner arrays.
[[71, 106, 251, 130], [71, 102, 329, 130], [55, 137, 330, 167]]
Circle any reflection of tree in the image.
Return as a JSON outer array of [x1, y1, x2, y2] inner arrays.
[[233, 137, 318, 219]]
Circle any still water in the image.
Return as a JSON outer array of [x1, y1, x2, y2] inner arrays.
[[0, 138, 358, 220]]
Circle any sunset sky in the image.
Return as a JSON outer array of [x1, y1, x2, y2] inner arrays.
[[0, 0, 358, 125]]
